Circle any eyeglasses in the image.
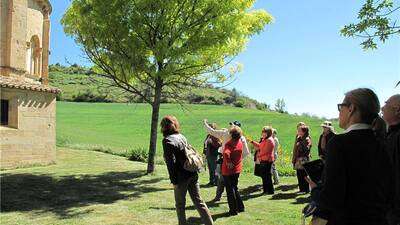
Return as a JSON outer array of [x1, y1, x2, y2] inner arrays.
[[337, 103, 350, 112]]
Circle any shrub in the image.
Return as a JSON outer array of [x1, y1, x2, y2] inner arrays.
[[56, 93, 63, 101], [188, 93, 204, 104], [223, 96, 235, 104], [233, 100, 245, 108], [127, 147, 148, 162], [207, 96, 224, 105], [72, 90, 111, 102]]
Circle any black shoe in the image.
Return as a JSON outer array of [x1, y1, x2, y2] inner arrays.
[[211, 197, 221, 202], [229, 211, 238, 216]]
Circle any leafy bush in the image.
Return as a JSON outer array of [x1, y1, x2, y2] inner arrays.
[[207, 96, 224, 105], [188, 93, 204, 104], [127, 148, 148, 162], [233, 100, 245, 108], [223, 96, 235, 104], [56, 93, 63, 101], [72, 90, 111, 102]]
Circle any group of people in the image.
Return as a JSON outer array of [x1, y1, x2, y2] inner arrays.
[[160, 88, 399, 225], [304, 89, 399, 225]]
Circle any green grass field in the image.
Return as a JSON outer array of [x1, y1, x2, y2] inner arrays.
[[0, 148, 312, 225], [56, 101, 340, 175], [1, 102, 335, 225]]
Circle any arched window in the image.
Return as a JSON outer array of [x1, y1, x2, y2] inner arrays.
[[26, 35, 41, 76]]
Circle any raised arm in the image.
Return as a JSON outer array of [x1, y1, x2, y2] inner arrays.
[[250, 140, 261, 149], [203, 119, 228, 140], [241, 136, 251, 158]]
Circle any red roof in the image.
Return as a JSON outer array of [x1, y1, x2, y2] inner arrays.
[[0, 76, 61, 94]]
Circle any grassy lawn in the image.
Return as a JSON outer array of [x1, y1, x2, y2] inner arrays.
[[56, 102, 339, 174], [1, 148, 310, 225]]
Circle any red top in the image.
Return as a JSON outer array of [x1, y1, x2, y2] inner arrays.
[[222, 139, 243, 176], [251, 137, 275, 162]]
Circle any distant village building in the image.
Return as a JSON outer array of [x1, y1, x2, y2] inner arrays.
[[0, 0, 60, 169]]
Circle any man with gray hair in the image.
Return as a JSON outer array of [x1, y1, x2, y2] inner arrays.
[[382, 94, 400, 225]]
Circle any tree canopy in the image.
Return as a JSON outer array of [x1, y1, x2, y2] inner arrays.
[[62, 0, 273, 173]]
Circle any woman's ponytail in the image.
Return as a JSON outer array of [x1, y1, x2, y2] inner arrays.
[[371, 115, 387, 141]]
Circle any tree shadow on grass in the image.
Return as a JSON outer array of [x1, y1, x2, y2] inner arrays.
[[1, 170, 168, 218]]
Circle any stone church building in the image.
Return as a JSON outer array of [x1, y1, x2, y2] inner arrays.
[[0, 0, 60, 169]]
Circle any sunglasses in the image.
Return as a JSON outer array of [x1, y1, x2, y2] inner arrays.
[[337, 103, 351, 112]]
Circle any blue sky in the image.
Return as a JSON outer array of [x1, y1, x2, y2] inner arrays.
[[49, 0, 400, 118]]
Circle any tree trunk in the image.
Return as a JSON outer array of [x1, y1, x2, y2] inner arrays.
[[147, 77, 163, 174]]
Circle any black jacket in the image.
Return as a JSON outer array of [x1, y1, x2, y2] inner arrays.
[[317, 129, 394, 225], [385, 123, 400, 214], [163, 133, 196, 185], [318, 131, 335, 159]]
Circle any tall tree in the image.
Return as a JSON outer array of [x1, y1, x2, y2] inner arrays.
[[341, 0, 400, 50], [274, 98, 287, 114], [62, 0, 272, 173]]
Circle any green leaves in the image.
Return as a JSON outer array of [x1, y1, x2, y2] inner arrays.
[[62, 0, 273, 106], [341, 0, 400, 50]]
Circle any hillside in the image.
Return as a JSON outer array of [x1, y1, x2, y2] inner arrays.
[[56, 102, 340, 175], [49, 64, 271, 111]]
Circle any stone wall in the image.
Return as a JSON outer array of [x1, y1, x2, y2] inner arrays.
[[0, 0, 9, 69], [0, 87, 56, 169], [0, 0, 48, 77], [8, 0, 28, 74]]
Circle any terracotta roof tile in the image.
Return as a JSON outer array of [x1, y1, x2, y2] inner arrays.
[[0, 76, 61, 94]]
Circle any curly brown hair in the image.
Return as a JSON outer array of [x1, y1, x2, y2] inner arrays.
[[160, 115, 180, 137]]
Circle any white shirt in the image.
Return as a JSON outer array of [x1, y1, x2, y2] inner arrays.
[[203, 121, 251, 159], [343, 123, 372, 133]]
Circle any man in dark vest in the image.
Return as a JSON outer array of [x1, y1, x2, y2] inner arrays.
[[382, 94, 400, 225]]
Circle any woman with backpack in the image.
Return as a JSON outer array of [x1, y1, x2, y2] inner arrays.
[[250, 126, 275, 194], [223, 125, 245, 216], [161, 115, 213, 225], [306, 88, 394, 225], [293, 125, 312, 194]]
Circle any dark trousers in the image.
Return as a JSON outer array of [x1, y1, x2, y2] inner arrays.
[[215, 176, 224, 199], [223, 173, 244, 214], [206, 154, 218, 184], [272, 162, 280, 184], [261, 162, 274, 194], [296, 169, 310, 193], [174, 175, 213, 225]]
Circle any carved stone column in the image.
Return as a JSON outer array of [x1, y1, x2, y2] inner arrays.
[[41, 10, 50, 85]]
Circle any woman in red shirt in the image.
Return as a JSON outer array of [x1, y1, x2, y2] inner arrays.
[[222, 126, 245, 216], [250, 126, 275, 194]]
